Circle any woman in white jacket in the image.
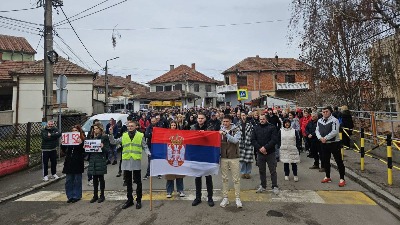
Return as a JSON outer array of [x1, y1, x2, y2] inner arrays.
[[279, 119, 302, 181]]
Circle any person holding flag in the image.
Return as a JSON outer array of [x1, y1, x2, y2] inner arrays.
[[109, 121, 151, 209]]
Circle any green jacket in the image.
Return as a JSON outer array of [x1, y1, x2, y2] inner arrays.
[[41, 127, 61, 151], [87, 134, 109, 176]]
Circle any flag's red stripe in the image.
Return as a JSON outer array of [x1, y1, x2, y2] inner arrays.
[[151, 127, 221, 147]]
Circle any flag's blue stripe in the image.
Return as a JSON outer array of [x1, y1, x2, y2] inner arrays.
[[151, 143, 220, 164]]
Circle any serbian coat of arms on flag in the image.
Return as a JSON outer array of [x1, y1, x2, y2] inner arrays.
[[150, 127, 221, 177]]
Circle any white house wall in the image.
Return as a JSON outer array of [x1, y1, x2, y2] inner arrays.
[[14, 75, 93, 123]]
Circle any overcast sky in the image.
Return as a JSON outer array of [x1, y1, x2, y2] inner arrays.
[[1, 0, 301, 85]]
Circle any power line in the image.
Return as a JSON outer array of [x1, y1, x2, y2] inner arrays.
[[0, 19, 41, 32], [55, 19, 286, 31], [35, 35, 43, 52], [53, 39, 91, 72], [0, 6, 41, 13], [59, 7, 102, 68], [0, 15, 43, 26], [54, 0, 128, 27], [54, 0, 110, 26], [0, 24, 41, 35], [54, 33, 93, 70]]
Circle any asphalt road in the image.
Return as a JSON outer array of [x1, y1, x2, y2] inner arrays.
[[0, 154, 399, 225]]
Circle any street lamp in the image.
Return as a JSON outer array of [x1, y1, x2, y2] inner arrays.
[[105, 57, 119, 112]]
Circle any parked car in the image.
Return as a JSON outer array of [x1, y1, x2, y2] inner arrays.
[[81, 113, 129, 136]]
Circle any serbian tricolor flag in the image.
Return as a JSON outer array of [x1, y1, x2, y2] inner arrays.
[[150, 127, 221, 177]]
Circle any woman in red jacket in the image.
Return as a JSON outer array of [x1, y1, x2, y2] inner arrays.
[[299, 109, 312, 156], [139, 113, 150, 133]]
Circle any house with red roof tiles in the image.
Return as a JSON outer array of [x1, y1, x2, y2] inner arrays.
[[93, 74, 150, 112], [219, 55, 315, 107], [147, 63, 221, 108], [0, 34, 36, 62]]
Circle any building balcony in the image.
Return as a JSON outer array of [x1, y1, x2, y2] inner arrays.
[[216, 84, 238, 94], [276, 82, 309, 91], [205, 92, 218, 98]]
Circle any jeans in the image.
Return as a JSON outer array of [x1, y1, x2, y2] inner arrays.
[[221, 158, 241, 198], [42, 150, 57, 177], [240, 162, 252, 174], [283, 163, 298, 176], [108, 145, 117, 161], [257, 152, 278, 189], [195, 175, 213, 200], [166, 178, 184, 194], [65, 174, 82, 200], [321, 142, 345, 179], [125, 170, 142, 202]]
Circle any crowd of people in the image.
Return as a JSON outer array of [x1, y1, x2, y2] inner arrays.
[[40, 104, 354, 209]]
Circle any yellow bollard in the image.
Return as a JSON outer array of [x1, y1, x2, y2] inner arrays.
[[360, 128, 365, 171], [387, 134, 393, 185], [340, 132, 344, 160]]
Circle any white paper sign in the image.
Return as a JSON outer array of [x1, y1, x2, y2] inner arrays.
[[61, 132, 81, 145], [84, 140, 102, 152]]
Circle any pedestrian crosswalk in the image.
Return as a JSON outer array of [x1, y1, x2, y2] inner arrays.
[[15, 190, 376, 205]]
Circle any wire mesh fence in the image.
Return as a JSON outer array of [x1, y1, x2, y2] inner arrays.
[[0, 114, 88, 171]]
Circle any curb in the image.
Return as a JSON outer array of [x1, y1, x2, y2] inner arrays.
[[0, 174, 66, 204], [330, 160, 400, 220]]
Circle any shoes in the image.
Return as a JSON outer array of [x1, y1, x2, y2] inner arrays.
[[43, 176, 49, 182], [294, 176, 299, 182], [338, 179, 346, 187], [136, 202, 142, 209], [71, 198, 80, 203], [276, 158, 280, 162], [112, 160, 117, 165], [166, 193, 172, 198], [106, 160, 111, 165], [236, 198, 243, 208], [122, 200, 134, 209], [157, 175, 162, 179], [208, 198, 215, 207], [246, 174, 251, 179], [319, 168, 325, 172], [192, 198, 201, 206], [98, 195, 105, 203], [272, 187, 280, 195], [241, 174, 246, 179], [123, 181, 127, 186], [220, 198, 229, 208], [67, 198, 73, 203], [52, 174, 59, 179], [284, 176, 289, 181], [179, 192, 186, 197], [321, 177, 332, 183], [90, 196, 98, 203], [256, 186, 266, 193], [309, 165, 319, 169], [88, 180, 93, 186], [116, 172, 122, 177], [143, 175, 149, 180]]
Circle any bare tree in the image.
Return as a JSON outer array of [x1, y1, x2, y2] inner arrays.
[[289, 0, 398, 110]]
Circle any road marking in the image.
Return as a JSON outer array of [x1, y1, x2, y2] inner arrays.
[[15, 190, 376, 205]]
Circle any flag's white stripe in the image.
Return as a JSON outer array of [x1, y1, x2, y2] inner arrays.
[[150, 159, 219, 177]]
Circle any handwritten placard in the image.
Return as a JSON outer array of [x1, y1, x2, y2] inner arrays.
[[84, 140, 102, 152], [61, 132, 81, 145]]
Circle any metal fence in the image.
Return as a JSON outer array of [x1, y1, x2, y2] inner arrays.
[[0, 114, 89, 170]]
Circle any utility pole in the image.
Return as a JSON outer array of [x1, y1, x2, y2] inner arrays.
[[43, 0, 54, 122], [104, 57, 119, 113]]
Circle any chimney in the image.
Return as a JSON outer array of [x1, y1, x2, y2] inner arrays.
[[256, 55, 259, 58], [275, 54, 279, 64], [126, 75, 131, 81], [191, 63, 196, 70], [170, 65, 174, 71]]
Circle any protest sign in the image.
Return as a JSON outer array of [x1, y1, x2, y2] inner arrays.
[[84, 140, 102, 152], [61, 132, 81, 145]]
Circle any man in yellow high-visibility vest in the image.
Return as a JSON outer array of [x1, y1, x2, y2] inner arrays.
[[109, 121, 151, 209]]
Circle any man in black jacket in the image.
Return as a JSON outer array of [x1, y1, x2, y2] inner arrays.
[[191, 113, 216, 207], [251, 115, 279, 194], [306, 112, 323, 171], [41, 120, 62, 181], [266, 108, 282, 161]]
